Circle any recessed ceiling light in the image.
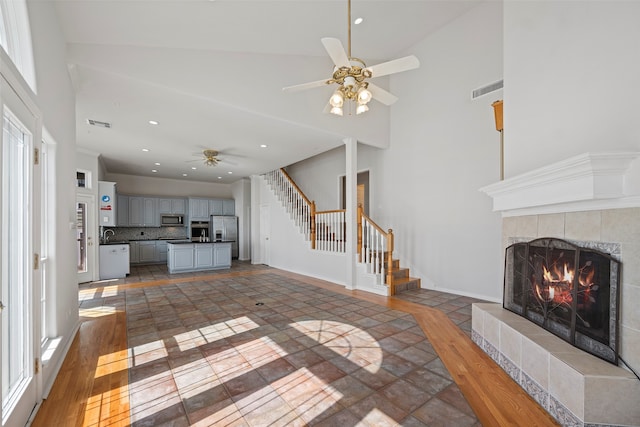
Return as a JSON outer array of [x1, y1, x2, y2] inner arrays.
[[191, 167, 197, 170], [142, 148, 150, 152], [354, 17, 363, 25], [217, 176, 222, 179], [149, 120, 159, 125], [227, 171, 233, 174], [260, 144, 267, 148], [182, 173, 188, 177], [154, 162, 161, 166], [151, 169, 157, 173]]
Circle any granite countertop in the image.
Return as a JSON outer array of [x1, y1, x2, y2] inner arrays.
[[167, 240, 235, 245]]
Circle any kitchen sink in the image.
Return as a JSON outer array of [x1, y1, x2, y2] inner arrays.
[[101, 240, 128, 245]]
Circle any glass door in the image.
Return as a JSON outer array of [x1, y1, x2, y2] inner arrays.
[[1, 72, 41, 426], [76, 194, 96, 284]]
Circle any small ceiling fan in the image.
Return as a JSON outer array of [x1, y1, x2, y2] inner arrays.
[[283, 0, 420, 116], [189, 149, 222, 167]]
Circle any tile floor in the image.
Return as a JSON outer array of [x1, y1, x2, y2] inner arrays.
[[82, 262, 486, 426]]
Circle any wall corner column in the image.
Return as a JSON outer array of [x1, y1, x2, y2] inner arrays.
[[344, 137, 357, 290]]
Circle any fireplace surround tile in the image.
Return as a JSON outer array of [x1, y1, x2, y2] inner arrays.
[[565, 211, 602, 241], [621, 284, 640, 329], [601, 208, 640, 243], [620, 243, 640, 285], [473, 303, 640, 426], [538, 213, 566, 237]]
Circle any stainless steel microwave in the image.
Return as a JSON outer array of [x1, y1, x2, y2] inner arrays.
[[161, 214, 184, 226]]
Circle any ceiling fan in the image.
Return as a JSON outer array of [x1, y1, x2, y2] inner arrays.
[[191, 149, 222, 167], [283, 0, 420, 116]]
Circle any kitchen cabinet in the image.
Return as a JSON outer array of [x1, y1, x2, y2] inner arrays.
[[117, 194, 129, 227], [167, 242, 231, 273], [214, 244, 232, 268], [138, 241, 157, 263], [189, 198, 210, 221], [129, 197, 158, 227], [222, 199, 235, 216], [195, 245, 214, 268], [209, 199, 223, 216], [159, 198, 186, 215], [129, 241, 140, 263], [157, 241, 168, 262]]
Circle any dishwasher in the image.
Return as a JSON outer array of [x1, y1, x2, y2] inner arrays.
[[99, 244, 130, 280]]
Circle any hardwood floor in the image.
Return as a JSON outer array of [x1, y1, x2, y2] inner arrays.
[[31, 266, 558, 426]]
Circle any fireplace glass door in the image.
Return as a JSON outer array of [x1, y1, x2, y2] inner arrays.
[[504, 238, 620, 364]]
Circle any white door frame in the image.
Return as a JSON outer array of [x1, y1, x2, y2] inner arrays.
[[259, 204, 271, 265], [0, 61, 42, 427], [76, 193, 97, 283]]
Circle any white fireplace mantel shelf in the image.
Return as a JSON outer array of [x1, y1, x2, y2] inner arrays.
[[480, 152, 640, 216]]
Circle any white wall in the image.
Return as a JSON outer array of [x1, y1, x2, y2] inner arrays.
[[27, 0, 78, 395], [106, 172, 233, 197], [231, 178, 251, 260], [504, 1, 640, 178], [271, 2, 504, 301], [382, 1, 504, 301], [286, 143, 384, 216], [253, 175, 347, 286]]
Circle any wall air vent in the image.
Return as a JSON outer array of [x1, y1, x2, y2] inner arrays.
[[472, 79, 503, 100], [86, 119, 111, 128]]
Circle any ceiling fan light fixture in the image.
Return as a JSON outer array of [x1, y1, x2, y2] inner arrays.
[[344, 76, 356, 88], [356, 103, 369, 115], [330, 106, 344, 116], [357, 87, 372, 104], [329, 90, 344, 107]]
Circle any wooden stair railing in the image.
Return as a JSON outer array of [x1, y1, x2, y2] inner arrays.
[[265, 170, 420, 295], [264, 168, 316, 246], [357, 205, 420, 295]]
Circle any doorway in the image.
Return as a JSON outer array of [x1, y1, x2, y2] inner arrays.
[[76, 194, 96, 284], [341, 170, 369, 214], [1, 73, 41, 427]]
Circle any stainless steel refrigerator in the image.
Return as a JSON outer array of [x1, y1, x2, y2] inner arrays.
[[209, 216, 238, 259]]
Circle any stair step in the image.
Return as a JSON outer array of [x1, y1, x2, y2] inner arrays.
[[389, 277, 421, 296], [391, 268, 409, 280]]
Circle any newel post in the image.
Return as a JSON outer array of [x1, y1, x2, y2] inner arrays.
[[386, 229, 394, 287], [310, 201, 316, 250], [357, 204, 363, 262]]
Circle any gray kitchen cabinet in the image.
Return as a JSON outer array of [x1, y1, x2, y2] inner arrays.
[[167, 242, 231, 273], [222, 199, 235, 216], [129, 241, 139, 263], [157, 241, 168, 262], [214, 244, 232, 268], [117, 194, 129, 227], [189, 197, 210, 221], [209, 199, 223, 216], [195, 244, 214, 268], [138, 241, 157, 263], [129, 197, 158, 227], [159, 198, 186, 215]]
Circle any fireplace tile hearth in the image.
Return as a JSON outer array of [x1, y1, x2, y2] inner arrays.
[[473, 303, 640, 426]]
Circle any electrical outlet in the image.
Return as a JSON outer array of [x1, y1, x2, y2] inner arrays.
[[141, 231, 144, 235]]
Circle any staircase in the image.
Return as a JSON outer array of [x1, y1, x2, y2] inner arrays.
[[264, 168, 421, 296]]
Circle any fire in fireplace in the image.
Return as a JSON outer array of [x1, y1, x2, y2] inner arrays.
[[504, 238, 620, 364]]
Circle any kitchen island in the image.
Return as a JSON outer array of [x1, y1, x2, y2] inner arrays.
[[167, 241, 232, 274]]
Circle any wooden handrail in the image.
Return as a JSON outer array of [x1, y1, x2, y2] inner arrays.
[[357, 205, 363, 262], [316, 209, 346, 215], [280, 168, 312, 206], [361, 211, 388, 237]]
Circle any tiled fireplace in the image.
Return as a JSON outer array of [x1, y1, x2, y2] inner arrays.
[[477, 152, 640, 427]]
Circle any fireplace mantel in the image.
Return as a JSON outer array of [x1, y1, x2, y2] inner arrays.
[[480, 152, 640, 216]]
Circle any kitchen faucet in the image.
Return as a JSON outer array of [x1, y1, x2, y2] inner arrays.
[[103, 228, 115, 243]]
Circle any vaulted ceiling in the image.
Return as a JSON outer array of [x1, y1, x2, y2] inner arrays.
[[55, 0, 482, 183]]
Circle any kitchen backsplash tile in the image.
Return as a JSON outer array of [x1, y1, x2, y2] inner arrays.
[[106, 227, 188, 242]]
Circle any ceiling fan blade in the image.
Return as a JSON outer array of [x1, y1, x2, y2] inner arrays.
[[368, 83, 398, 106], [366, 55, 420, 78], [321, 37, 350, 68], [283, 79, 328, 93]]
